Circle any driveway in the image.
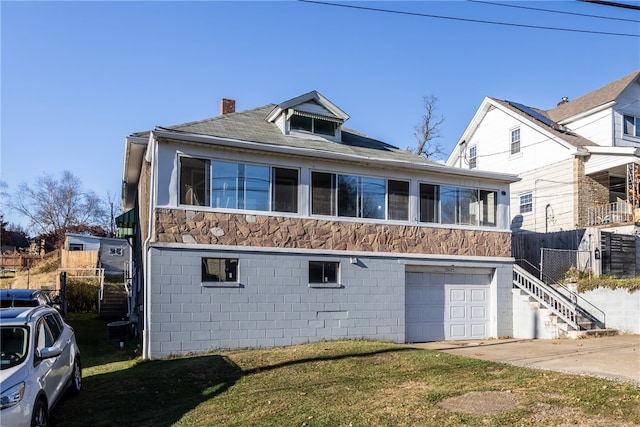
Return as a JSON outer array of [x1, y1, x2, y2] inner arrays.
[[409, 334, 640, 386]]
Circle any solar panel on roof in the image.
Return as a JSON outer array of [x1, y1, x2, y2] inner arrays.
[[508, 101, 556, 128]]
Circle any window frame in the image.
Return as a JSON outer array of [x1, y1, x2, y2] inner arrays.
[[308, 261, 341, 288], [419, 183, 498, 227], [310, 171, 409, 221], [510, 127, 521, 155], [290, 114, 337, 137], [519, 192, 533, 214], [201, 257, 240, 287], [178, 156, 300, 214], [623, 114, 640, 138], [468, 145, 477, 169]]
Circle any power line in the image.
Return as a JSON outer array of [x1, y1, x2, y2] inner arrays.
[[298, 0, 640, 38], [578, 0, 640, 11], [469, 0, 640, 23]]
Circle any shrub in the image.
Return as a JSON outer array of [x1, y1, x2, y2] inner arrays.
[[65, 280, 99, 313]]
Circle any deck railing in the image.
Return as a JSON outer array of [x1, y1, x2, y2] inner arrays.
[[586, 201, 633, 226]]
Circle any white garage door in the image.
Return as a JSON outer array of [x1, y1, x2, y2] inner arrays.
[[406, 270, 492, 342]]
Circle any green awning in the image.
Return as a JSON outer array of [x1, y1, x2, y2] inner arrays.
[[115, 207, 137, 238]]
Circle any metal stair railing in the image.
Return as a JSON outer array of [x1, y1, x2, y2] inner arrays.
[[517, 259, 606, 329], [513, 264, 580, 330]]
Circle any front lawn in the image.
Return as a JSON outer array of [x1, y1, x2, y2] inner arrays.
[[52, 314, 640, 427]]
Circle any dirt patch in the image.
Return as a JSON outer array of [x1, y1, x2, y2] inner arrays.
[[438, 391, 519, 415], [438, 392, 636, 426]]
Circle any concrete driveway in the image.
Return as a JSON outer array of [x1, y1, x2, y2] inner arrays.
[[409, 335, 640, 386]]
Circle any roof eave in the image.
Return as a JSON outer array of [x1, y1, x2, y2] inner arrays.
[[151, 128, 520, 184]]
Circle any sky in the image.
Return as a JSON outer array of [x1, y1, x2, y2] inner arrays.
[[2, 0, 639, 231]]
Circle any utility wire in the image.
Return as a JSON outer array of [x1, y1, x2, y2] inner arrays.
[[469, 0, 640, 23], [298, 0, 640, 38], [579, 0, 640, 11]]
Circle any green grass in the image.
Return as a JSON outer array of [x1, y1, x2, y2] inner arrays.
[[52, 314, 640, 427]]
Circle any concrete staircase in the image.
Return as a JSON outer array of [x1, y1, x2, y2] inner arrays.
[[513, 264, 616, 338], [99, 283, 129, 320]]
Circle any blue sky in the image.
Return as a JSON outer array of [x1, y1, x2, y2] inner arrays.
[[2, 1, 639, 230]]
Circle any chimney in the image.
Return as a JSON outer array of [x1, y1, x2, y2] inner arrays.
[[220, 98, 236, 115], [557, 97, 569, 106]]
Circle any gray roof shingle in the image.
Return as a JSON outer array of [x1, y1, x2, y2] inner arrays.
[[138, 104, 438, 166], [546, 69, 640, 122]]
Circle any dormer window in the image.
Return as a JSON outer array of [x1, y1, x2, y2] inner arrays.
[[266, 91, 350, 143], [290, 114, 336, 136]]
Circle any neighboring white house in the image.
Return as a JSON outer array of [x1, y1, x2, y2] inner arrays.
[[64, 233, 130, 276], [446, 70, 640, 235], [120, 91, 519, 359]]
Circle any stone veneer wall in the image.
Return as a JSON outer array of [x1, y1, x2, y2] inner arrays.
[[574, 157, 609, 227], [154, 208, 511, 257]]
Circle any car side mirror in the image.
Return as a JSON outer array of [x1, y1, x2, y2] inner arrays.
[[38, 346, 63, 359]]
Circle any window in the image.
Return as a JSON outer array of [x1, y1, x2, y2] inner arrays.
[[290, 114, 336, 136], [519, 193, 533, 214], [338, 175, 386, 219], [109, 247, 124, 256], [44, 313, 62, 343], [311, 172, 336, 215], [273, 168, 299, 213], [624, 115, 640, 137], [213, 161, 269, 211], [202, 258, 238, 283], [388, 180, 409, 221], [479, 190, 497, 226], [311, 172, 408, 220], [469, 145, 477, 169], [419, 183, 439, 223], [180, 157, 299, 213], [180, 157, 210, 206], [36, 320, 54, 351], [68, 243, 83, 251], [420, 183, 498, 227], [309, 261, 339, 286], [510, 128, 521, 155]]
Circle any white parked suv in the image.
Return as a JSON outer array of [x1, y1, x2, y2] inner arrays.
[[0, 305, 81, 427]]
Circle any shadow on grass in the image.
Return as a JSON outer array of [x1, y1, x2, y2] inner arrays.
[[51, 345, 415, 427]]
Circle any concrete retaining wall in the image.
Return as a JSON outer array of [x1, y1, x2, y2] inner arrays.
[[579, 288, 640, 334]]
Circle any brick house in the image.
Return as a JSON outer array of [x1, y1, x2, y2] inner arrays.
[[120, 91, 519, 359]]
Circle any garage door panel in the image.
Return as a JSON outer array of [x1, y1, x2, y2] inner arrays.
[[471, 306, 486, 319], [449, 306, 466, 319], [449, 289, 465, 301], [406, 271, 491, 342]]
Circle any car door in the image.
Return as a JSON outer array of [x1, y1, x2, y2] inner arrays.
[[34, 315, 69, 406], [43, 313, 71, 402]]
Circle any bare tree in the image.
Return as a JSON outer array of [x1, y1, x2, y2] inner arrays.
[[9, 171, 108, 248], [408, 94, 446, 159]]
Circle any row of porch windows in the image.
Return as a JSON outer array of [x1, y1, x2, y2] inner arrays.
[[180, 157, 498, 227]]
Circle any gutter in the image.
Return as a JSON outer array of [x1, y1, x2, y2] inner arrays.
[[142, 134, 157, 360]]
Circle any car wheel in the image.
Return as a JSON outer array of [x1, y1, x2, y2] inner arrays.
[[69, 357, 82, 395], [31, 399, 48, 427]]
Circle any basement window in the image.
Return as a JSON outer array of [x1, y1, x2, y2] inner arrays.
[[308, 261, 340, 288], [202, 257, 239, 287]]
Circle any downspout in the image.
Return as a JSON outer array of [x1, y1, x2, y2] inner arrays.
[[142, 134, 158, 360]]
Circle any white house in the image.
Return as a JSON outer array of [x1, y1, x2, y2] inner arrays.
[[120, 91, 519, 359], [64, 233, 129, 276], [446, 70, 640, 235]]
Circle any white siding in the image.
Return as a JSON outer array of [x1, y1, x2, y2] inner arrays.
[[462, 106, 574, 175], [564, 107, 613, 147], [510, 159, 575, 233], [614, 83, 640, 147]]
